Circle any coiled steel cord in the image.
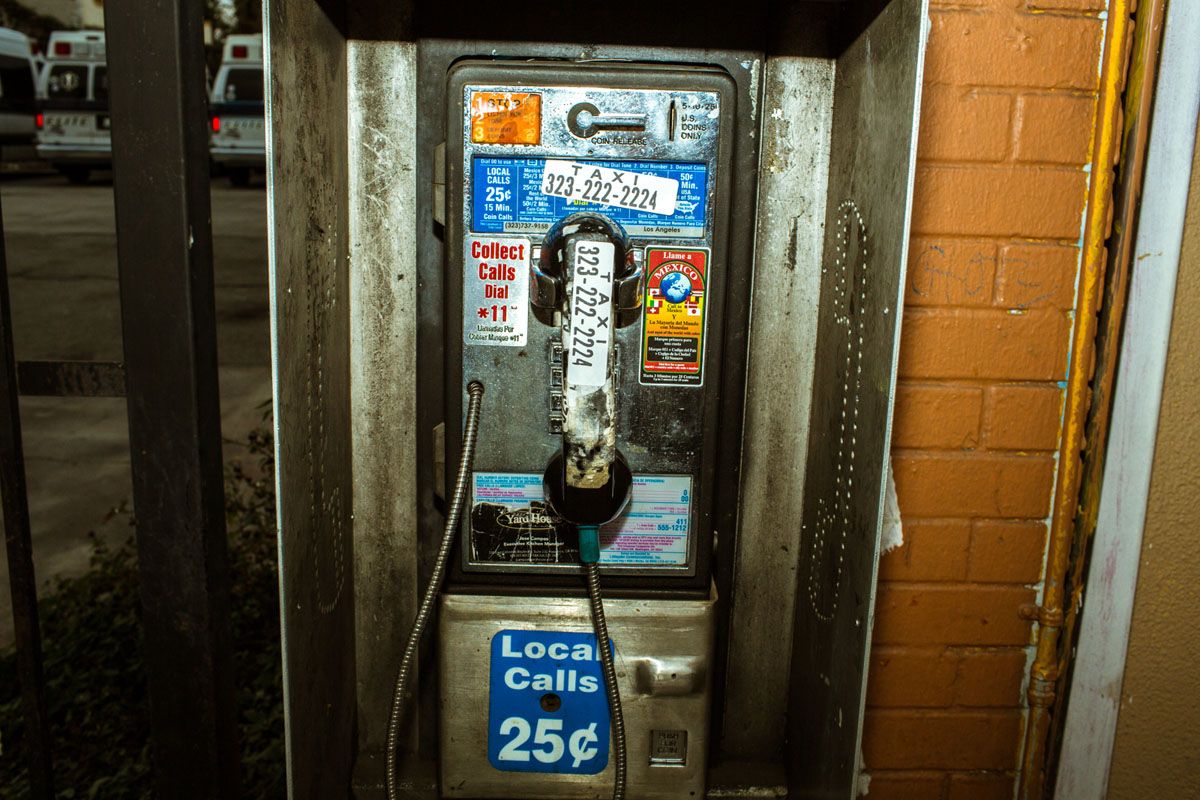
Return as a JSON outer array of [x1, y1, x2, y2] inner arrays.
[[585, 561, 627, 800], [385, 381, 484, 800]]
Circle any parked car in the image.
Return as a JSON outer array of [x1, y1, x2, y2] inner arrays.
[[209, 34, 264, 187], [35, 30, 110, 184], [0, 28, 38, 145]]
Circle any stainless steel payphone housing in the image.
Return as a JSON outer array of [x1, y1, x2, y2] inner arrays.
[[437, 61, 741, 797], [264, 2, 928, 798], [445, 63, 737, 589]]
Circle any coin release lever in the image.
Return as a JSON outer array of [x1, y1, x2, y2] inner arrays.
[[568, 102, 648, 138]]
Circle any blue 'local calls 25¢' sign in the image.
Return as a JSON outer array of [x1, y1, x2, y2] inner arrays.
[[488, 629, 611, 774]]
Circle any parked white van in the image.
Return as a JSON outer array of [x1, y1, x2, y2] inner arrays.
[[35, 30, 109, 184], [0, 28, 38, 145], [209, 34, 264, 187]]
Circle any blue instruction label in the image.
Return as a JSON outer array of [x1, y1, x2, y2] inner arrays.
[[472, 156, 708, 238], [471, 473, 691, 567], [489, 629, 611, 775]]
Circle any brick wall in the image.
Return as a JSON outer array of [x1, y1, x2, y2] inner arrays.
[[861, 0, 1107, 795]]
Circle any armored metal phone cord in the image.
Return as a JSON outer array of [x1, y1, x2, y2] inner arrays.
[[580, 526, 627, 800], [385, 381, 485, 800]]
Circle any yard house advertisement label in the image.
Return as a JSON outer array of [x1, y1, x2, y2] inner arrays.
[[489, 629, 610, 774], [471, 472, 691, 566], [463, 237, 529, 347], [641, 247, 709, 385]]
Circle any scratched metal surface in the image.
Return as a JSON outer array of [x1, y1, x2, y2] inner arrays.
[[438, 592, 714, 799], [723, 56, 834, 759], [785, 0, 929, 795], [346, 39, 423, 766], [264, 1, 356, 797]]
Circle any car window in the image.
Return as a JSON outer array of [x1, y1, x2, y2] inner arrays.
[[92, 65, 108, 104], [221, 67, 263, 103], [0, 56, 35, 109], [47, 64, 88, 100]]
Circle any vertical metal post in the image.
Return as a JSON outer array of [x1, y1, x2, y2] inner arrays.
[[103, 0, 240, 796], [0, 190, 54, 799]]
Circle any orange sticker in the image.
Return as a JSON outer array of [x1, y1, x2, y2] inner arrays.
[[470, 92, 541, 145]]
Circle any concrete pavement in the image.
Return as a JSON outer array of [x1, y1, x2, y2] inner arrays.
[[0, 172, 273, 646]]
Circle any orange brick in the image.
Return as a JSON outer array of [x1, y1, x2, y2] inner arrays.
[[955, 649, 1028, 706], [919, 87, 1012, 162], [911, 165, 1088, 239], [868, 647, 959, 707], [880, 520, 972, 582], [873, 585, 1035, 646], [947, 772, 1016, 799], [969, 520, 1047, 583], [931, 0, 1001, 8], [1014, 93, 1096, 164], [893, 452, 1054, 518], [982, 383, 1063, 450], [995, 243, 1079, 310], [893, 384, 982, 449], [925, 11, 1103, 91], [907, 239, 996, 307], [860, 771, 946, 799], [898, 308, 1070, 381], [862, 710, 1023, 770], [1026, 0, 1107, 12]]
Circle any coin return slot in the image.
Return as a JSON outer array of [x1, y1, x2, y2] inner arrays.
[[649, 729, 688, 767]]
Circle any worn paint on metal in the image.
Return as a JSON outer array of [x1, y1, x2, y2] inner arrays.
[[1017, 0, 1132, 796]]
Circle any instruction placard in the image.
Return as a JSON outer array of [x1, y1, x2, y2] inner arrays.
[[463, 237, 529, 347], [471, 157, 708, 238], [470, 472, 691, 567], [488, 629, 609, 774], [469, 91, 541, 145], [640, 247, 709, 386]]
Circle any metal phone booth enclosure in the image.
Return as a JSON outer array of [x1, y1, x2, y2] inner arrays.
[[265, 1, 928, 798]]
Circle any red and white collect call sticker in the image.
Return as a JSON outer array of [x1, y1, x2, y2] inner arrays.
[[464, 237, 530, 347]]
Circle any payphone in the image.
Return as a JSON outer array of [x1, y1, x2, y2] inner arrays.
[[265, 3, 927, 798], [388, 62, 740, 800]]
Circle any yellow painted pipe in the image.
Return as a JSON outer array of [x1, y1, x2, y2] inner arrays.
[[1016, 1, 1134, 797]]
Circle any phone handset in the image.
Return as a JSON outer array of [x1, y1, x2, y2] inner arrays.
[[535, 213, 641, 800], [536, 213, 641, 534]]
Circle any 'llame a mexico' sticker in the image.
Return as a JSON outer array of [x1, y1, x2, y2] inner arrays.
[[640, 247, 709, 386]]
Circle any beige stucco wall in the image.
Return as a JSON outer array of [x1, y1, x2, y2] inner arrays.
[[1106, 124, 1200, 797]]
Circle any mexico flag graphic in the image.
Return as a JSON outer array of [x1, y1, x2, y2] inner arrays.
[[640, 247, 709, 386]]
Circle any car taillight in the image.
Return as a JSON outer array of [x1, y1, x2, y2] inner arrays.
[[211, 115, 221, 133], [35, 112, 43, 130], [54, 41, 70, 56], [232, 45, 248, 58]]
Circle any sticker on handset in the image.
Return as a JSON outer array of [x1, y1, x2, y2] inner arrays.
[[640, 247, 708, 386], [541, 160, 679, 216], [464, 237, 530, 347], [566, 240, 615, 387]]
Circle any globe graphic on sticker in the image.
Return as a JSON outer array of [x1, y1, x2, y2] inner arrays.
[[661, 271, 693, 304]]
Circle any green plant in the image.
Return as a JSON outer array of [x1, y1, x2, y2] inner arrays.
[[0, 427, 285, 798]]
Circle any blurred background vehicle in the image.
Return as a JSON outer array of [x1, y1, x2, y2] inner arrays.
[[0, 28, 39, 147], [209, 33, 264, 188], [34, 30, 109, 185]]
